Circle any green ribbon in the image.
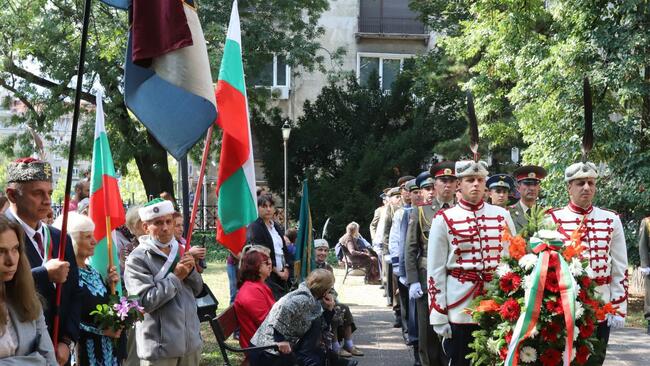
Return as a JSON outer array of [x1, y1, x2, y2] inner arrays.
[[504, 238, 577, 366]]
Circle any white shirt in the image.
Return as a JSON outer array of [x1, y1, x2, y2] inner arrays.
[[266, 222, 285, 269], [9, 207, 47, 264]]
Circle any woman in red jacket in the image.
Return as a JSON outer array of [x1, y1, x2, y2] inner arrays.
[[234, 246, 276, 348]]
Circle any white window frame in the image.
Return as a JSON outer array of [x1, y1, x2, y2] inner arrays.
[[356, 52, 413, 90], [254, 54, 291, 88]]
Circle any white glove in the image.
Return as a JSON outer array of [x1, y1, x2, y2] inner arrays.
[[409, 282, 423, 299], [399, 276, 407, 286], [640, 267, 650, 276], [606, 314, 625, 329], [433, 323, 452, 339]]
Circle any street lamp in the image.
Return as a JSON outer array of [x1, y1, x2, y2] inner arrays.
[[282, 122, 291, 231], [511, 147, 520, 165]]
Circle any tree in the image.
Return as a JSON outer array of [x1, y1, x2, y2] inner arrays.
[[255, 52, 467, 239], [0, 0, 331, 198], [415, 0, 650, 263]]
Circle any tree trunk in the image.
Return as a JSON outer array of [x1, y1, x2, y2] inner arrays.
[[642, 65, 650, 149], [133, 133, 176, 200]]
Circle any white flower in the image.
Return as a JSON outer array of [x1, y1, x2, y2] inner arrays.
[[573, 325, 580, 341], [528, 325, 539, 338], [575, 301, 584, 320], [518, 254, 538, 271], [487, 337, 501, 355], [519, 346, 537, 363], [497, 263, 512, 277], [569, 258, 584, 277], [534, 229, 563, 241], [522, 274, 533, 290]]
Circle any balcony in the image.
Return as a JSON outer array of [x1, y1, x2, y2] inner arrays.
[[356, 0, 429, 42]]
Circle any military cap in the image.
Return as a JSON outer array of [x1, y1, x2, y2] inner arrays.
[[486, 174, 515, 191], [455, 160, 489, 178], [415, 171, 431, 188], [430, 161, 456, 178], [564, 162, 598, 182], [397, 175, 416, 187], [387, 187, 401, 197], [139, 198, 175, 221], [513, 165, 547, 183], [6, 157, 53, 183], [404, 179, 419, 192]]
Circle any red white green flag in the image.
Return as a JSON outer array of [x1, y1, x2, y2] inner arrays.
[[89, 91, 126, 294], [215, 0, 257, 254]]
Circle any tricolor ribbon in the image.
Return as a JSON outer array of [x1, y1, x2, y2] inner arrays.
[[504, 238, 577, 366]]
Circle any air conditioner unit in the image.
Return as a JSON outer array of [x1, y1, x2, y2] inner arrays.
[[271, 86, 290, 100]]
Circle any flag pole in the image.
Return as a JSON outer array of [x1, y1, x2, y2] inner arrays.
[[53, 0, 92, 350], [105, 216, 115, 294], [186, 125, 214, 250]]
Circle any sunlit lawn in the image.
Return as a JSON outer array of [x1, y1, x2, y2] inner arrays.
[[199, 261, 244, 366]]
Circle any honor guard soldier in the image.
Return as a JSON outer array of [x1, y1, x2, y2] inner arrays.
[[509, 165, 547, 233], [370, 189, 389, 243], [638, 216, 650, 335], [486, 174, 515, 208], [427, 159, 516, 366], [404, 161, 456, 366], [547, 162, 627, 363]]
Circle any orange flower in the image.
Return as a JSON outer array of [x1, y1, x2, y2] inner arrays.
[[475, 299, 501, 313], [509, 236, 527, 260], [502, 226, 513, 242], [562, 242, 585, 261], [595, 302, 618, 322]]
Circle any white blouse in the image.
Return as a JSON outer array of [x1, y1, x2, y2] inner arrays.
[[266, 222, 285, 269], [0, 308, 18, 358]]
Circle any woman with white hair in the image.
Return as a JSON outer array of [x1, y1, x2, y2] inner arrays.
[[339, 222, 380, 284], [54, 212, 121, 366]]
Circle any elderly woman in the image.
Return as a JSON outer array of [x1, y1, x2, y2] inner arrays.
[[249, 269, 336, 366], [340, 222, 380, 284], [54, 212, 122, 366], [233, 246, 275, 348], [247, 194, 291, 300], [0, 216, 57, 364]]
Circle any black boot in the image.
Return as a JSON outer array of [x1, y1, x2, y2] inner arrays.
[[647, 322, 650, 335], [413, 345, 422, 366]]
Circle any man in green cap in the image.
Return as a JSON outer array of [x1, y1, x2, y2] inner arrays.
[[124, 198, 204, 365]]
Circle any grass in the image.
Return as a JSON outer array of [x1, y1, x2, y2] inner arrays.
[[199, 261, 244, 366]]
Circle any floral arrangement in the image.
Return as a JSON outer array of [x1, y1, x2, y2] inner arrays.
[[90, 295, 145, 332], [467, 207, 617, 366]]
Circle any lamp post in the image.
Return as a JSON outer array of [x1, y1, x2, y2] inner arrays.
[[282, 123, 292, 231]]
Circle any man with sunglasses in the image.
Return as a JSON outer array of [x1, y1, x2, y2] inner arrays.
[[547, 161, 628, 364], [509, 165, 547, 233]]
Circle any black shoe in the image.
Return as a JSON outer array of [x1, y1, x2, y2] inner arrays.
[[647, 323, 650, 335], [379, 285, 385, 290], [413, 345, 422, 366]]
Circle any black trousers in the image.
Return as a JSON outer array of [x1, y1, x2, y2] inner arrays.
[[249, 318, 326, 366], [443, 324, 480, 366], [593, 322, 611, 366]]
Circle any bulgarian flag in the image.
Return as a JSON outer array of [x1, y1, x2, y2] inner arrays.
[[215, 0, 257, 254], [89, 91, 126, 295]]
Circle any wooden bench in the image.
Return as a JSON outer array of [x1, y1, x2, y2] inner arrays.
[[196, 285, 278, 366], [211, 305, 278, 366]]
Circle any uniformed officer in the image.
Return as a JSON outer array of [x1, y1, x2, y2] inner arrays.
[[370, 189, 389, 243], [509, 165, 547, 233], [637, 216, 650, 335], [404, 161, 456, 366], [427, 160, 516, 366], [547, 161, 627, 364], [486, 174, 515, 208]]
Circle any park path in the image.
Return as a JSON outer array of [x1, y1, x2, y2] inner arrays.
[[332, 268, 650, 366]]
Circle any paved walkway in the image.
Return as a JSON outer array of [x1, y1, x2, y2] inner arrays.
[[332, 268, 650, 366]]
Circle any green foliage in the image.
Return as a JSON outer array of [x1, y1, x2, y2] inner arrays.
[[415, 0, 650, 265], [255, 51, 467, 240], [0, 0, 332, 197]]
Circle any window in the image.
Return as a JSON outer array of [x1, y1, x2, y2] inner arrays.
[[357, 53, 411, 91], [359, 0, 425, 34], [253, 54, 290, 88]]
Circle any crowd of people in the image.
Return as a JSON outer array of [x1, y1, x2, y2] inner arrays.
[[365, 152, 637, 366]]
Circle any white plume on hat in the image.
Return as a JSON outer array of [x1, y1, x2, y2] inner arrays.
[[53, 211, 95, 233], [564, 162, 598, 182], [455, 160, 489, 178]]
